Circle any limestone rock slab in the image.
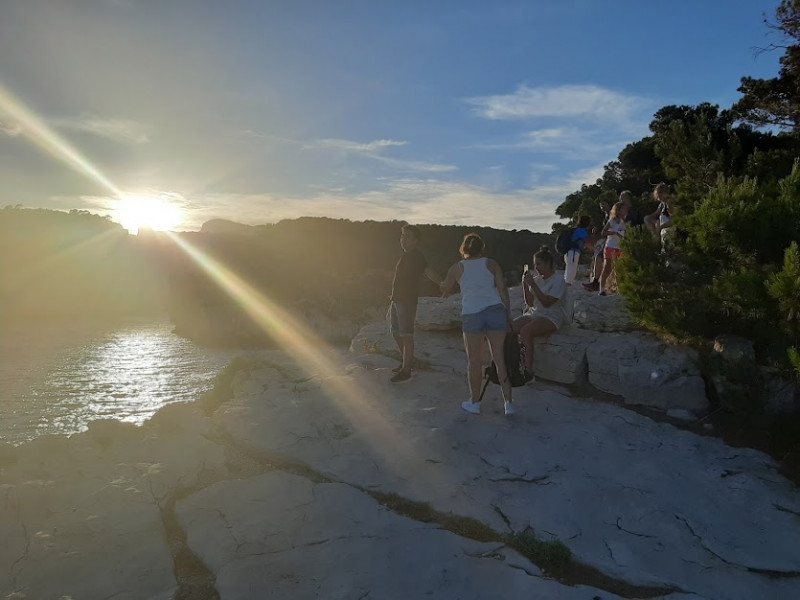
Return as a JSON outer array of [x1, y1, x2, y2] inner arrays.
[[586, 332, 708, 412], [572, 290, 636, 332], [531, 326, 598, 385], [177, 471, 623, 600], [0, 404, 226, 600], [215, 357, 800, 600]]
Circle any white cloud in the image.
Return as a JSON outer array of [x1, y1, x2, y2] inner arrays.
[[521, 127, 629, 157], [305, 136, 457, 173], [50, 115, 151, 144], [469, 126, 639, 162], [161, 165, 603, 234], [466, 84, 650, 125], [0, 120, 22, 136], [305, 138, 407, 152]]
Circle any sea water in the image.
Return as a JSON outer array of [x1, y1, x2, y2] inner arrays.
[[0, 318, 244, 445]]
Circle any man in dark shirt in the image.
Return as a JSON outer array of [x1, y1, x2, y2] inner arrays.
[[388, 224, 442, 383]]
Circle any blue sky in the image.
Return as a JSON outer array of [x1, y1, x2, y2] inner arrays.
[[0, 0, 784, 233]]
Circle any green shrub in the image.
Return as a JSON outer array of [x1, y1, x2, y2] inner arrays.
[[617, 171, 800, 374]]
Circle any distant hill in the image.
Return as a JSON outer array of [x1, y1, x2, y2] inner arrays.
[[0, 207, 166, 323], [0, 209, 554, 344], [200, 219, 256, 235]]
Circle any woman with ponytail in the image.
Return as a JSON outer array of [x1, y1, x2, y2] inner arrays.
[[513, 246, 568, 379], [441, 233, 515, 416]]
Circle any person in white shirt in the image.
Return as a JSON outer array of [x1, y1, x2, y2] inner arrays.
[[513, 246, 568, 380], [598, 201, 628, 296], [650, 183, 676, 249], [441, 233, 515, 416]]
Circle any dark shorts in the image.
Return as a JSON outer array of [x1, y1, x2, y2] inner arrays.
[[388, 300, 417, 338], [462, 303, 507, 334]]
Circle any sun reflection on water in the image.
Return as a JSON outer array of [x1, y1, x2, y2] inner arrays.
[[0, 320, 242, 445]]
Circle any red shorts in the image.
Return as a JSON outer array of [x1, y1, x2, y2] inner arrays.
[[603, 246, 622, 260]]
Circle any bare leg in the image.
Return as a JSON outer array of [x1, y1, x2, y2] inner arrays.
[[599, 257, 614, 294], [485, 330, 512, 404], [593, 255, 604, 281], [519, 317, 558, 371], [463, 332, 486, 404]]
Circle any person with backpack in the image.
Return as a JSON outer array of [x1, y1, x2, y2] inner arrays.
[[513, 246, 568, 381], [559, 214, 591, 286], [583, 200, 611, 292], [440, 232, 515, 416]]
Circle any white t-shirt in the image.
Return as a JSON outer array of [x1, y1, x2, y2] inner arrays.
[[523, 271, 567, 326], [605, 218, 625, 250]]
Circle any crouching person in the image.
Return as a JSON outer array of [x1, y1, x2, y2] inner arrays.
[[513, 246, 568, 381]]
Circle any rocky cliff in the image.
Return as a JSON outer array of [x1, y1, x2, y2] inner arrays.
[[2, 288, 800, 599]]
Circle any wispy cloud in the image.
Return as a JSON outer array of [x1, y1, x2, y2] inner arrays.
[[465, 84, 653, 161], [466, 84, 650, 125], [305, 138, 407, 152], [50, 115, 151, 144], [0, 120, 22, 136], [157, 164, 603, 234], [305, 136, 457, 173]]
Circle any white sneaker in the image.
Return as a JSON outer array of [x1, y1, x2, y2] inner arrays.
[[461, 401, 481, 415], [504, 402, 516, 416]]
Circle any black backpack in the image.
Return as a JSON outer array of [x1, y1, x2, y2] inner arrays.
[[478, 333, 527, 401], [555, 227, 576, 254]]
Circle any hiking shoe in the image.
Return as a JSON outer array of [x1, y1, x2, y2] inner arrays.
[[504, 401, 516, 416], [390, 370, 413, 383], [391, 363, 404, 373], [599, 291, 607, 297], [582, 281, 599, 291], [461, 401, 481, 415]]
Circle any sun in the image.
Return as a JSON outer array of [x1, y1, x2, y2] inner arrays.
[[111, 194, 184, 235]]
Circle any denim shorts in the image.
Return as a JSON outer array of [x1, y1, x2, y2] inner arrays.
[[388, 300, 417, 338], [462, 303, 507, 334]]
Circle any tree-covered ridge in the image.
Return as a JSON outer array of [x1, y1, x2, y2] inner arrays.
[[0, 206, 164, 321], [0, 208, 551, 329], [555, 0, 800, 379]]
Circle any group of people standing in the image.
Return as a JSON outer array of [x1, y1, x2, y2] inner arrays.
[[387, 225, 570, 418], [386, 184, 676, 417], [564, 184, 676, 295]]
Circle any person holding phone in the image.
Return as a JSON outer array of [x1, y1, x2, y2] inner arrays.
[[513, 246, 568, 381]]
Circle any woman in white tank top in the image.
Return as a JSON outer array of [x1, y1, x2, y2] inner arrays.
[[441, 233, 515, 416]]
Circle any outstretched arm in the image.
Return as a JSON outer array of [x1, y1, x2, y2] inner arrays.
[[440, 263, 461, 297], [424, 266, 443, 286]]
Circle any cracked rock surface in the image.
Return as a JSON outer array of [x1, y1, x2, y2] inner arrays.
[[177, 471, 608, 600], [212, 348, 800, 600], [2, 295, 800, 599]]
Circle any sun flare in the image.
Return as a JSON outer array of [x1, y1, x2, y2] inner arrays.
[[112, 195, 184, 235]]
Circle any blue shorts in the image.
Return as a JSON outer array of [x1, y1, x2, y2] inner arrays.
[[462, 303, 507, 334], [388, 300, 417, 338]]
